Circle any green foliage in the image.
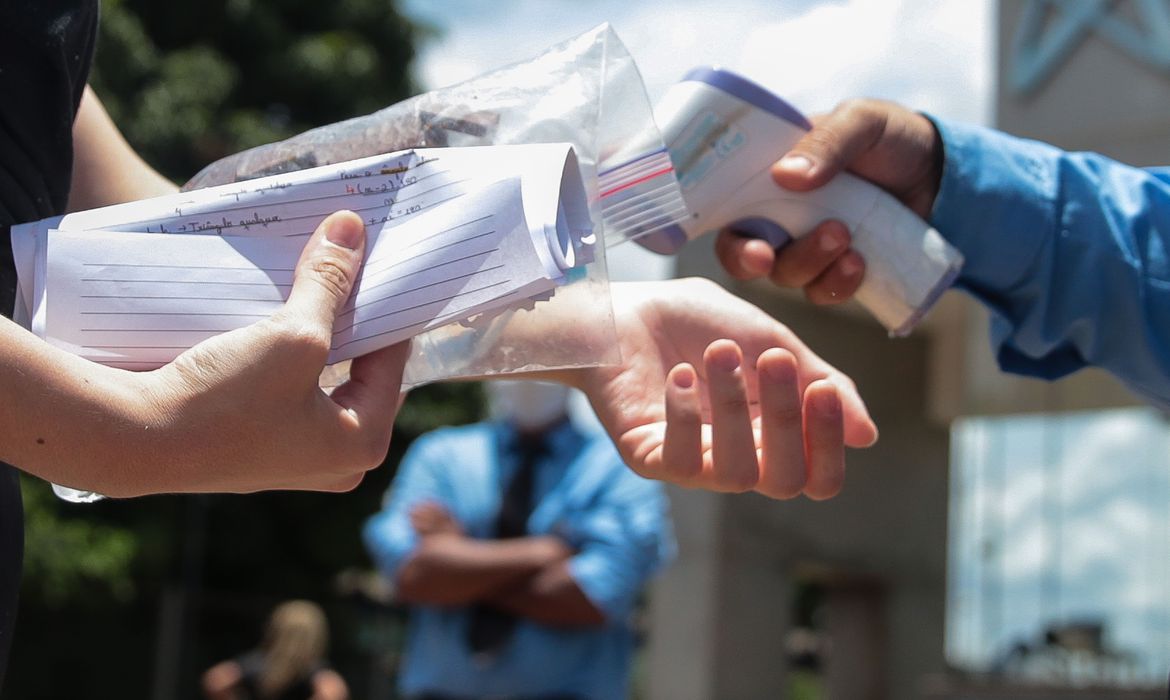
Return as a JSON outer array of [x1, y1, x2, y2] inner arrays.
[[396, 382, 487, 435], [19, 479, 138, 608], [90, 0, 425, 180], [6, 4, 460, 698], [789, 670, 825, 700]]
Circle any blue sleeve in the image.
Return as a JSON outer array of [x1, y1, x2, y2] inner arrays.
[[362, 434, 447, 579], [929, 117, 1170, 406], [564, 460, 676, 623]]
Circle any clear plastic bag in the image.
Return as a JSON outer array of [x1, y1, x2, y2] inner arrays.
[[184, 23, 686, 388], [50, 24, 687, 503]]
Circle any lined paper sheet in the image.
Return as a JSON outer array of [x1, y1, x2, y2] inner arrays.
[[41, 178, 577, 369], [12, 143, 594, 327]]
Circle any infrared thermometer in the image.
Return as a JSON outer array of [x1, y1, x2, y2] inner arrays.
[[642, 67, 962, 335]]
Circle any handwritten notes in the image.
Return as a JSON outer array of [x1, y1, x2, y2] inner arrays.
[[14, 144, 594, 369]]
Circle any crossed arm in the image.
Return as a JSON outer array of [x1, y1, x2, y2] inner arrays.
[[394, 503, 604, 627]]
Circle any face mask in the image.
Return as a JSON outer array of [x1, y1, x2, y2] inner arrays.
[[487, 380, 570, 432]]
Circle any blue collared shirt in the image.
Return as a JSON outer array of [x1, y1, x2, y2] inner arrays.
[[930, 117, 1170, 408], [363, 420, 675, 700]]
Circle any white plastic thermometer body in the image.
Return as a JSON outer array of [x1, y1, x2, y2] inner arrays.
[[642, 68, 962, 335]]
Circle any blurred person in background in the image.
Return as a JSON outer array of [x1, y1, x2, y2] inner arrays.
[[363, 380, 675, 700], [202, 599, 349, 700]]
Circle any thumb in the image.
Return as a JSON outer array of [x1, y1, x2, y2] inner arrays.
[[771, 100, 887, 192], [284, 210, 367, 331]]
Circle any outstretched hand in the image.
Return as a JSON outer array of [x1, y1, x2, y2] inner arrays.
[[715, 98, 944, 305], [565, 278, 877, 500]]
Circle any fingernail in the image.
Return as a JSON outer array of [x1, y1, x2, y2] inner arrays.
[[761, 353, 796, 382], [710, 345, 741, 372], [778, 155, 813, 173], [820, 228, 846, 252], [324, 212, 363, 250], [840, 254, 862, 276]]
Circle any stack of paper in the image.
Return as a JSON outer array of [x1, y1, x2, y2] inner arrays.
[[11, 144, 594, 369]]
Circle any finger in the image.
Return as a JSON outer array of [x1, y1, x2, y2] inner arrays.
[[802, 380, 846, 500], [292, 472, 366, 494], [715, 229, 776, 280], [823, 374, 878, 448], [803, 249, 866, 306], [330, 341, 412, 427], [322, 342, 410, 473], [769, 220, 851, 289], [661, 363, 704, 485], [754, 349, 806, 499], [283, 210, 367, 333], [704, 340, 760, 492], [771, 100, 887, 191]]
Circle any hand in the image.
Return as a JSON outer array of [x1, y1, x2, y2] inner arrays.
[[716, 99, 943, 305], [410, 501, 464, 537], [85, 211, 407, 497], [566, 278, 877, 500]]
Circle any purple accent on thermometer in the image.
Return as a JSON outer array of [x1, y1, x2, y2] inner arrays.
[[729, 217, 792, 249], [636, 223, 689, 254], [682, 67, 813, 131]]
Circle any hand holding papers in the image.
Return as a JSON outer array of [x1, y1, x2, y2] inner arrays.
[[3, 212, 412, 498], [17, 144, 595, 370]]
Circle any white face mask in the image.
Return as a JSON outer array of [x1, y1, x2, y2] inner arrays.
[[487, 380, 570, 432]]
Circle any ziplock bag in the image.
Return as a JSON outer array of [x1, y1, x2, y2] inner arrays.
[[183, 23, 688, 388]]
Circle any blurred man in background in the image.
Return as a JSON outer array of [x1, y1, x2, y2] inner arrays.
[[364, 380, 674, 700]]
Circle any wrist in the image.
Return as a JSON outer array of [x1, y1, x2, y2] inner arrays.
[[524, 535, 571, 566], [901, 111, 945, 219]]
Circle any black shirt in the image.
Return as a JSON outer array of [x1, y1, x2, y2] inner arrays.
[[0, 0, 100, 690], [235, 650, 323, 700]]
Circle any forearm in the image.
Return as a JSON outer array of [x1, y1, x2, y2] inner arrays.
[[0, 317, 158, 494], [395, 535, 567, 606], [487, 560, 606, 627], [69, 85, 177, 212], [929, 118, 1170, 403]]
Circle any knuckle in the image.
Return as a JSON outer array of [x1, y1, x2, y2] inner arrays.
[[327, 474, 365, 493], [360, 437, 391, 471], [839, 98, 884, 125], [770, 403, 804, 426], [801, 128, 845, 164], [770, 262, 812, 288], [715, 392, 751, 415], [273, 320, 332, 359], [307, 256, 353, 301], [347, 431, 391, 472]]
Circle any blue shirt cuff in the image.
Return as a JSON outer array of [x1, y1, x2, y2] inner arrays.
[[927, 116, 1062, 305], [566, 551, 632, 623]]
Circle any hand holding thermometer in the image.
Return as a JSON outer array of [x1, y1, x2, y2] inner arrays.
[[639, 67, 962, 336]]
